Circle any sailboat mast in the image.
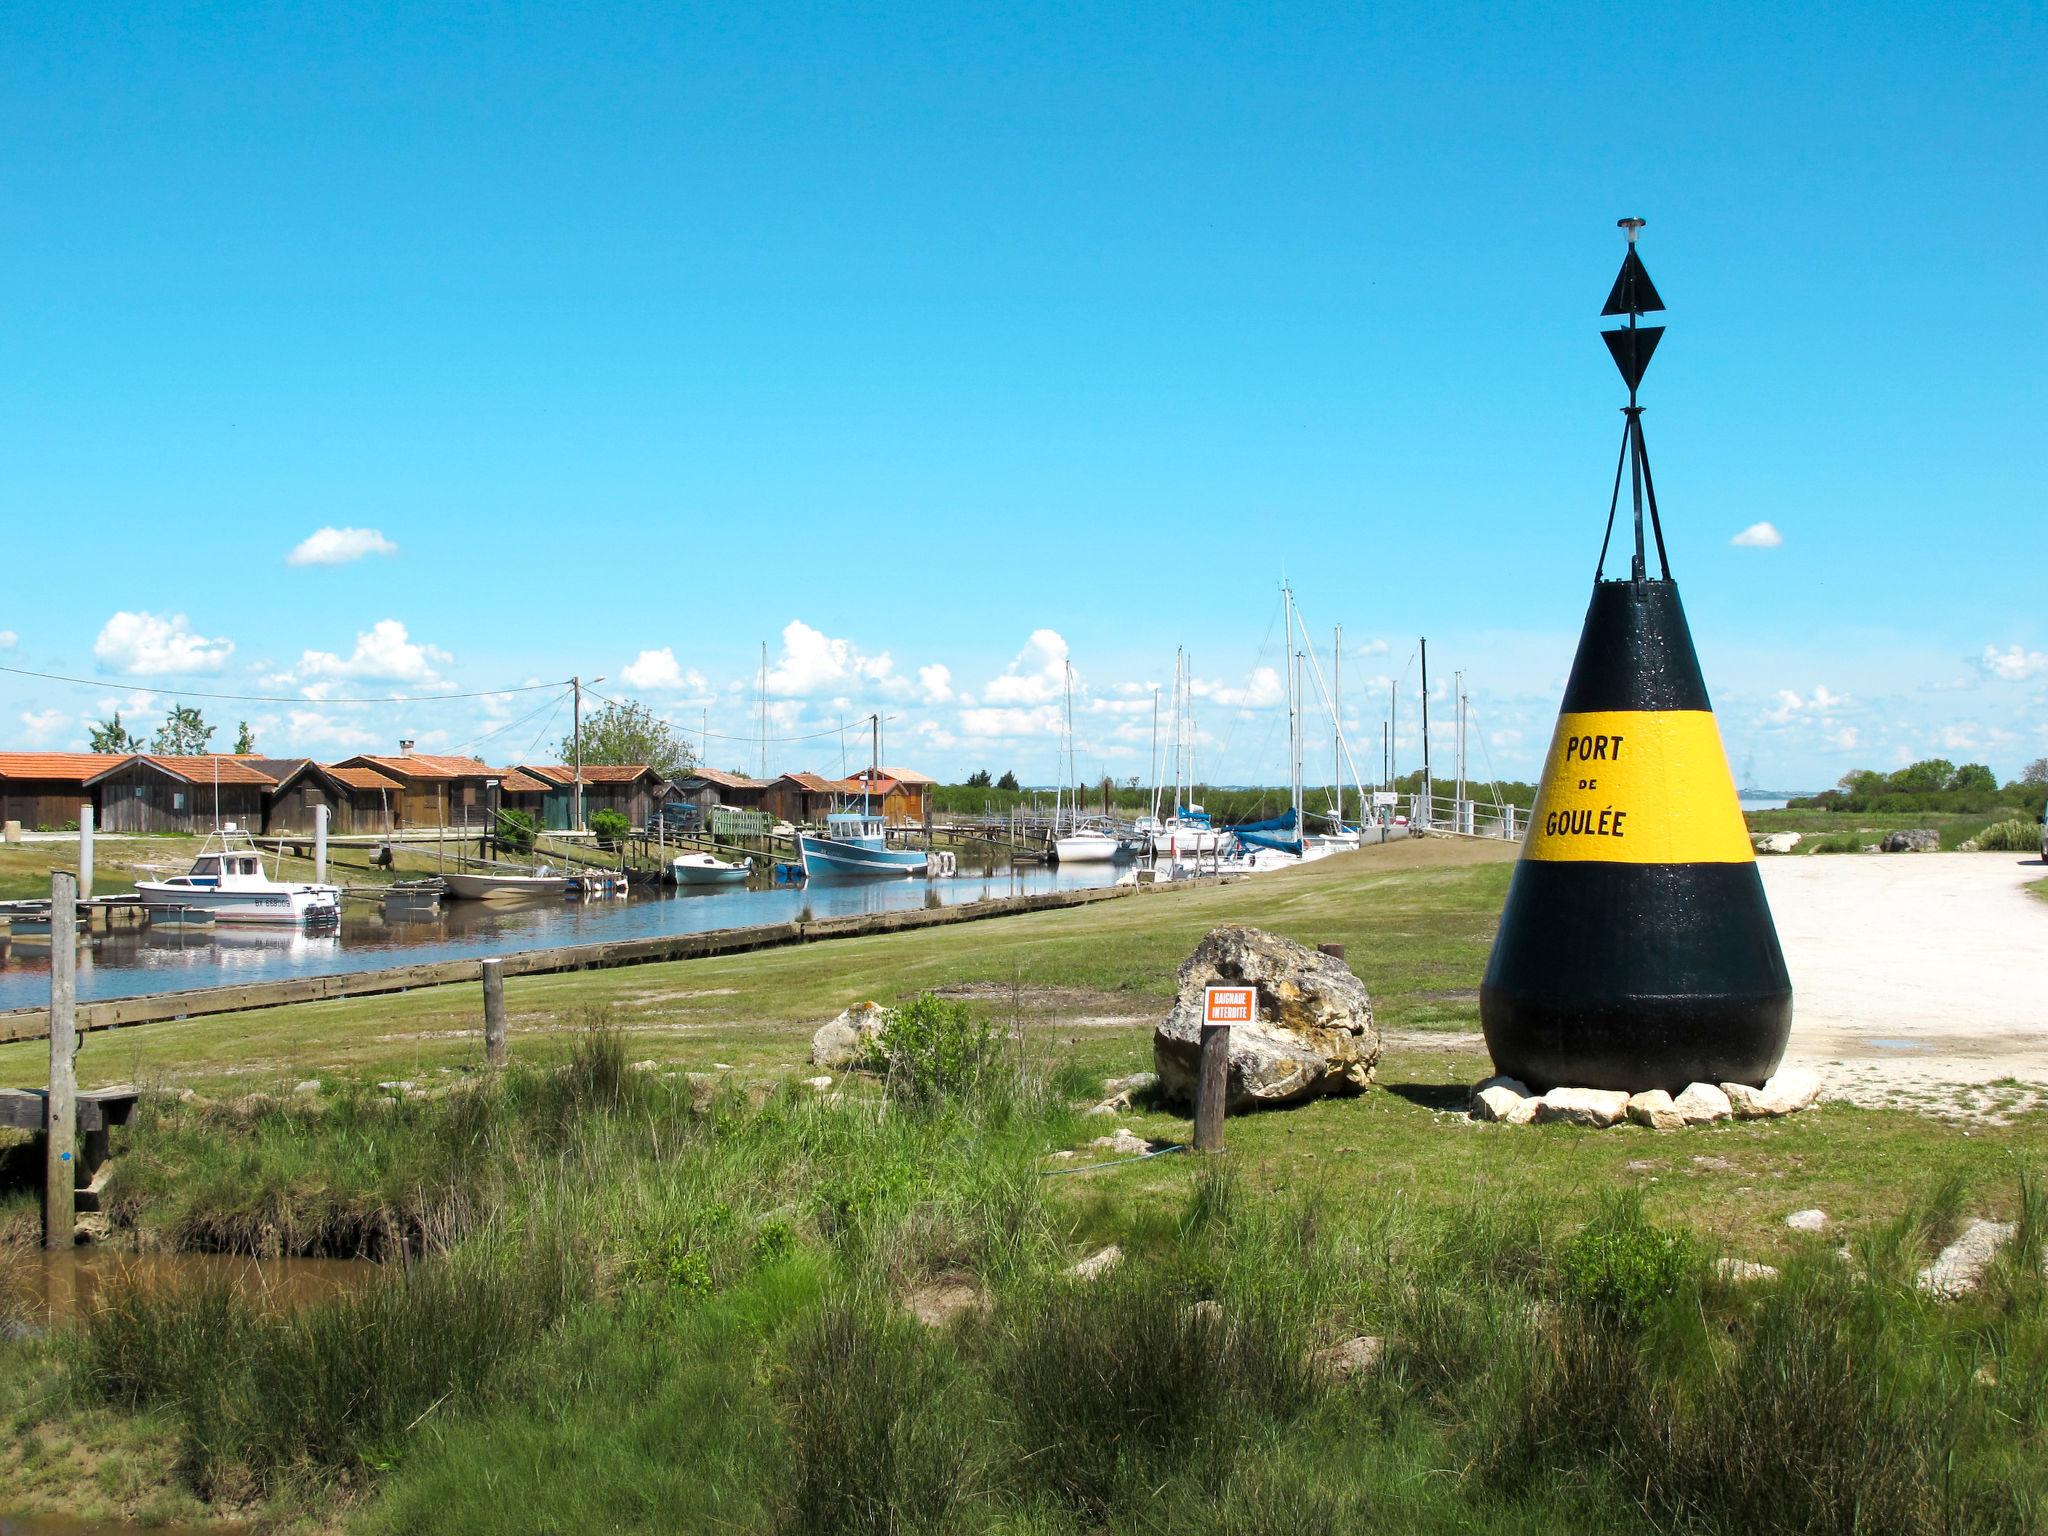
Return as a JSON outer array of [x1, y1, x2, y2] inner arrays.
[[1332, 624, 1342, 826], [1419, 636, 1432, 825], [868, 714, 878, 816]]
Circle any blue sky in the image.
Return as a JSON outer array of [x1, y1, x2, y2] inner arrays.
[[2, 2, 2041, 789]]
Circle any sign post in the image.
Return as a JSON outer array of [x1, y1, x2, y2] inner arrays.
[[1196, 984, 1253, 1153]]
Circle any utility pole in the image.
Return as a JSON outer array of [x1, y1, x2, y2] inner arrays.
[[1419, 637, 1432, 827], [571, 675, 584, 831]]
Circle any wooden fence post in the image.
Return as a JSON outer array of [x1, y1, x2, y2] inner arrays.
[[44, 870, 78, 1249], [1318, 942, 1347, 962], [482, 958, 507, 1067], [1194, 1022, 1229, 1154]]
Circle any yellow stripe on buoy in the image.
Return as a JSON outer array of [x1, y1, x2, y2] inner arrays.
[[1523, 709, 1751, 864]]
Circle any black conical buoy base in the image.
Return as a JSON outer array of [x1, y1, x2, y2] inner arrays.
[[1480, 580, 1792, 1094]]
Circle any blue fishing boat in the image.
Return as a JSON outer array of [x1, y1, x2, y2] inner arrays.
[[797, 812, 930, 879], [796, 714, 931, 880]]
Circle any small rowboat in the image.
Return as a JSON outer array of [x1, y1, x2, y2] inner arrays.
[[670, 852, 751, 886]]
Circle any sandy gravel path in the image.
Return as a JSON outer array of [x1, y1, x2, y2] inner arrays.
[[1762, 853, 2048, 1115]]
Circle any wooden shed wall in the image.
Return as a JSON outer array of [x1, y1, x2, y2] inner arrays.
[[94, 767, 264, 833]]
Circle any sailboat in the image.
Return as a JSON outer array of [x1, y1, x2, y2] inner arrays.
[[1148, 650, 1223, 862], [1050, 662, 1122, 863], [1227, 585, 1347, 873]]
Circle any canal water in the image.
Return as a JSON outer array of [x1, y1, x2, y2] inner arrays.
[[0, 862, 1120, 1012], [1, 1247, 372, 1332]]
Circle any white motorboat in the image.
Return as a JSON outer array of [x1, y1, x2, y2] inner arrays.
[[1053, 819, 1123, 863], [670, 851, 751, 886], [440, 869, 571, 899], [1149, 805, 1225, 858], [134, 827, 342, 926]]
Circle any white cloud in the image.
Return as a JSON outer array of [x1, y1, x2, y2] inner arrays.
[[93, 611, 235, 675], [1191, 666, 1285, 709], [1731, 521, 1783, 549], [917, 664, 954, 704], [1980, 644, 2048, 682], [286, 526, 398, 567], [959, 704, 1063, 739], [295, 620, 451, 688], [983, 630, 1069, 705], [285, 709, 381, 751], [1827, 726, 1860, 750], [0, 630, 16, 649], [19, 708, 68, 744], [620, 647, 707, 693], [766, 620, 895, 696], [1763, 684, 1851, 724]]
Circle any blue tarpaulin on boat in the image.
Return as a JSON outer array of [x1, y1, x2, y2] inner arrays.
[[1231, 808, 1302, 855]]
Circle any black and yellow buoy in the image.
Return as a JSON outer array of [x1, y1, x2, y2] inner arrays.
[[1480, 220, 1792, 1095]]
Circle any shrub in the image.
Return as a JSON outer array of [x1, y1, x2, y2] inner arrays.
[[1554, 1194, 1691, 1330], [1975, 819, 2040, 852], [589, 808, 630, 845], [863, 993, 997, 1108], [494, 807, 539, 855]]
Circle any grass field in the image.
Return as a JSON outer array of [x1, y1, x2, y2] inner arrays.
[[3, 840, 2046, 1532]]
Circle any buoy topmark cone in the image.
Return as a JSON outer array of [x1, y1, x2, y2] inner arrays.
[[1479, 222, 1792, 1095]]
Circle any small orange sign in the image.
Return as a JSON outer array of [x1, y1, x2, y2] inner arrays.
[[1204, 984, 1255, 1026]]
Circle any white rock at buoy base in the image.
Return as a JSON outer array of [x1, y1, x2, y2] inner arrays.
[[1534, 1087, 1631, 1128], [1722, 1068, 1823, 1119], [1471, 1075, 1537, 1124], [1672, 1082, 1734, 1124], [1625, 1089, 1685, 1130]]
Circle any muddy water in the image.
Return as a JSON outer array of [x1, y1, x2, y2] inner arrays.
[[0, 1247, 374, 1331], [0, 1517, 236, 1536]]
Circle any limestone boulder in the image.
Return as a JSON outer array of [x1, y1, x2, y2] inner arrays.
[[1882, 828, 1940, 853], [1753, 831, 1803, 854], [1153, 926, 1378, 1112], [1625, 1089, 1685, 1130], [1917, 1219, 2016, 1299], [810, 1001, 892, 1068], [1471, 1075, 1537, 1124], [1722, 1068, 1823, 1119], [1534, 1087, 1630, 1128], [1672, 1082, 1733, 1124]]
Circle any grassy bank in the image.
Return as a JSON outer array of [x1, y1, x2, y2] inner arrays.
[[4, 841, 2047, 1531], [4, 1017, 2046, 1534]]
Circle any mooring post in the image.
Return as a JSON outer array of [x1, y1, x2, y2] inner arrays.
[[44, 870, 78, 1249], [482, 958, 507, 1067], [1195, 1022, 1230, 1153], [78, 805, 94, 904], [314, 804, 329, 885]]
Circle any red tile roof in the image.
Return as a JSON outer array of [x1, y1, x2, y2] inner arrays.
[[774, 772, 838, 793], [519, 763, 655, 784], [681, 767, 765, 789], [83, 754, 280, 787], [0, 752, 124, 784], [340, 753, 495, 781], [326, 765, 403, 792], [497, 769, 551, 793]]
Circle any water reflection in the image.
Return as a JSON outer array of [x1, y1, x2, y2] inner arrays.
[[0, 862, 1113, 1010]]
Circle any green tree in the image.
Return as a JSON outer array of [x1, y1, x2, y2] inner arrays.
[[88, 711, 143, 753], [1947, 763, 1997, 794], [233, 720, 256, 754], [965, 769, 992, 788], [1885, 758, 1955, 795], [2019, 757, 2048, 787], [560, 699, 695, 781], [996, 770, 1020, 792], [150, 704, 214, 756]]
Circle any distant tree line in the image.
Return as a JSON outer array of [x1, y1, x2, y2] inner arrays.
[[1791, 757, 2048, 817]]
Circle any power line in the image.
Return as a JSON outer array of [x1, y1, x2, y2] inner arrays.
[[581, 684, 895, 747], [0, 662, 566, 706]]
